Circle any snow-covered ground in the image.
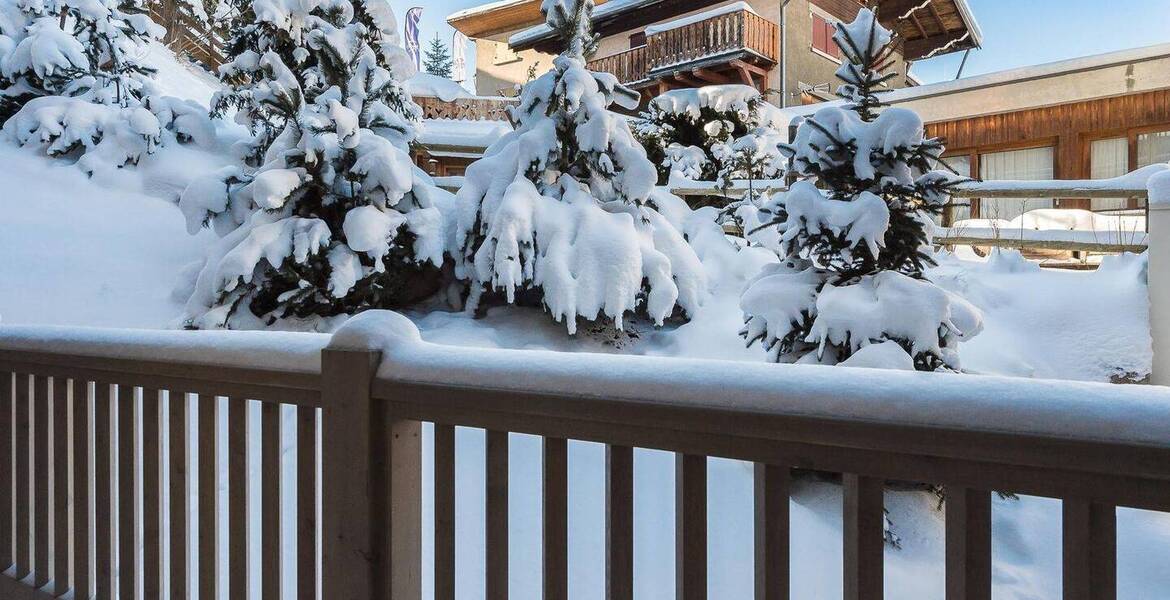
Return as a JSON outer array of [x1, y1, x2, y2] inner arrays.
[[0, 46, 1165, 600]]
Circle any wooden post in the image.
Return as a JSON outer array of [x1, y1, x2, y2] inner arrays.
[[945, 487, 992, 600], [1063, 501, 1116, 600], [676, 454, 707, 600], [322, 347, 420, 600], [1149, 174, 1170, 384], [754, 463, 789, 600], [843, 474, 883, 600]]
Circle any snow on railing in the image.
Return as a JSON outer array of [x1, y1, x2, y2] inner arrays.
[[3, 310, 1170, 599]]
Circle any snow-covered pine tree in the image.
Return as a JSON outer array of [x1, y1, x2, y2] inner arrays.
[[454, 0, 706, 334], [422, 33, 452, 78], [634, 85, 784, 187], [177, 0, 450, 330], [0, 0, 215, 172], [739, 8, 981, 371]]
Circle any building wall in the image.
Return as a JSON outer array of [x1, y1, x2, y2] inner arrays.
[[468, 0, 910, 103]]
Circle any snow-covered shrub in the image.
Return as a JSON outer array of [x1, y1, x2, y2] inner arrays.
[[634, 84, 785, 187], [0, 0, 162, 118], [740, 9, 981, 371], [178, 0, 449, 330], [454, 0, 706, 334]]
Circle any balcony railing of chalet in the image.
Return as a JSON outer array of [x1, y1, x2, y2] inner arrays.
[[149, 0, 229, 69], [587, 9, 779, 84], [2, 311, 1170, 599], [414, 95, 518, 122]]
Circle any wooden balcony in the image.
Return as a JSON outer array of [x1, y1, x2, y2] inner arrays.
[[587, 8, 779, 96]]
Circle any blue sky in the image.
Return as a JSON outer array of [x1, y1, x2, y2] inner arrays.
[[391, 0, 1170, 85]]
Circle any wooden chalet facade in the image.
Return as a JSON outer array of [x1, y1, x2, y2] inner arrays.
[[450, 0, 980, 106]]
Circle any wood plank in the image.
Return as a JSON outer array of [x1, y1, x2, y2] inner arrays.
[[606, 444, 634, 600], [543, 437, 568, 600], [197, 395, 217, 600], [383, 414, 421, 600], [117, 386, 135, 600], [934, 236, 1145, 254], [33, 376, 48, 588], [297, 405, 317, 600], [143, 389, 161, 600], [0, 372, 11, 572], [754, 463, 789, 600], [434, 424, 455, 600], [71, 381, 90, 599], [262, 401, 280, 600], [485, 430, 509, 600], [1063, 500, 1116, 600], [170, 392, 189, 600], [945, 487, 991, 600], [675, 453, 706, 600], [94, 383, 113, 598], [843, 474, 883, 600], [228, 398, 247, 600], [51, 379, 69, 595]]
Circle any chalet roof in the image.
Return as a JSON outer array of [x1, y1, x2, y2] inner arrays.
[[470, 0, 980, 61]]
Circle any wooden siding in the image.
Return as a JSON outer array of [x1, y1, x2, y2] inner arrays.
[[928, 89, 1170, 211]]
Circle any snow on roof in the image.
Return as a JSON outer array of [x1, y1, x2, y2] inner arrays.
[[952, 0, 982, 47], [405, 72, 475, 102], [643, 1, 755, 36], [418, 118, 512, 149], [784, 42, 1170, 123]]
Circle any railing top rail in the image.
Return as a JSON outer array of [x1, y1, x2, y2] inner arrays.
[[0, 324, 327, 404], [343, 313, 1170, 450]]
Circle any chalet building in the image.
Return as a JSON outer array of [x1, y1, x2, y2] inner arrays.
[[448, 0, 981, 106], [780, 43, 1170, 222]]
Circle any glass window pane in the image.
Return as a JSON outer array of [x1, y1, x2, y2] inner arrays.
[[1091, 137, 1129, 212], [938, 155, 971, 223], [978, 147, 1054, 221], [1138, 130, 1170, 168]]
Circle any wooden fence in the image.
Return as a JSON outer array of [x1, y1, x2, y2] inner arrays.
[[2, 316, 1170, 599]]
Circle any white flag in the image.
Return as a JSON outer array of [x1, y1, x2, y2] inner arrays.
[[452, 31, 468, 83]]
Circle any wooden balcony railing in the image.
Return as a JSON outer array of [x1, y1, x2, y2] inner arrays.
[[3, 312, 1170, 599], [588, 9, 779, 84], [588, 44, 651, 84], [414, 95, 518, 121]]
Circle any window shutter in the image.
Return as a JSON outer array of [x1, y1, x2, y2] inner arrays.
[[812, 14, 827, 53]]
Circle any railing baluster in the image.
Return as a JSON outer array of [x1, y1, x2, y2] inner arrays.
[[486, 430, 509, 600], [676, 453, 707, 600], [143, 389, 162, 599], [94, 383, 113, 598], [1063, 500, 1117, 600], [73, 381, 91, 599], [543, 437, 567, 600], [754, 463, 789, 600], [434, 424, 455, 600], [198, 395, 216, 600], [52, 378, 70, 594], [843, 474, 884, 600], [117, 385, 136, 600], [945, 487, 991, 600], [1, 372, 12, 573], [228, 398, 248, 600], [262, 401, 281, 599], [15, 373, 30, 581], [297, 405, 317, 600], [170, 392, 189, 600], [606, 445, 633, 600], [34, 375, 49, 588]]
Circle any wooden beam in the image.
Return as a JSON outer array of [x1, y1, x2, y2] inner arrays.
[[670, 72, 706, 87], [909, 12, 929, 40], [934, 237, 1146, 254], [927, 1, 950, 33], [692, 68, 730, 84]]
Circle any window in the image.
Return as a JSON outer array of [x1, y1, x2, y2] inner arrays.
[[629, 31, 646, 48], [811, 12, 840, 59], [1138, 130, 1170, 168], [1090, 137, 1128, 212], [978, 147, 1055, 221]]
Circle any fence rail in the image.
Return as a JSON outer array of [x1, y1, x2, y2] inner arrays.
[[3, 314, 1170, 599]]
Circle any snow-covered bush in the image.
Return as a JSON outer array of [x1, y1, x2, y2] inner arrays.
[[634, 84, 785, 187], [740, 9, 981, 371], [454, 0, 706, 334], [0, 0, 162, 118], [177, 0, 449, 329]]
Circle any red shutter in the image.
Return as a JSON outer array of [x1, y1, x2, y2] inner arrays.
[[812, 14, 827, 53], [827, 20, 840, 57]]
